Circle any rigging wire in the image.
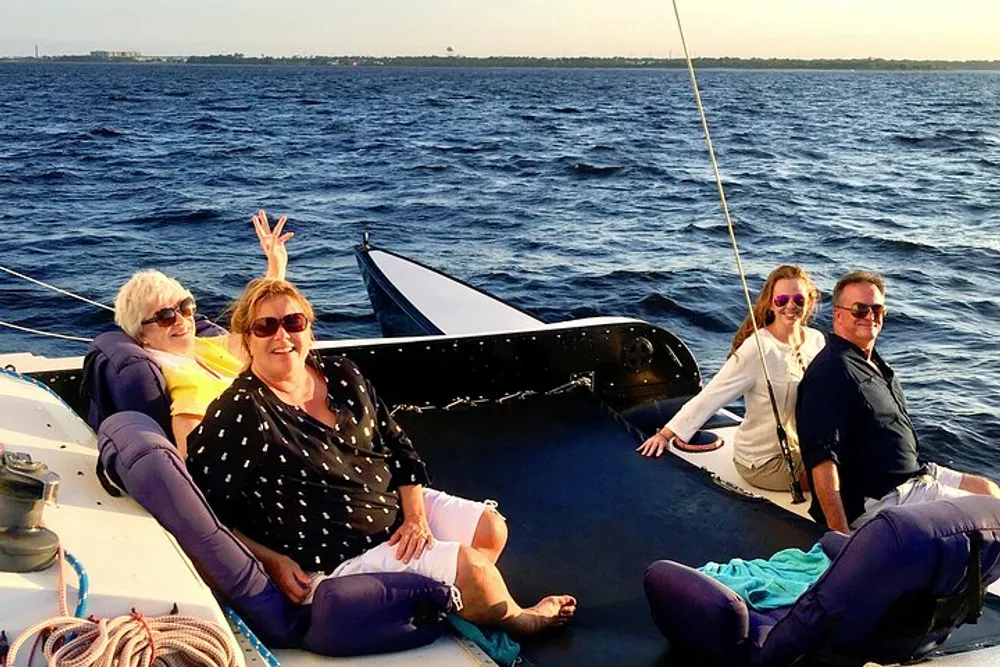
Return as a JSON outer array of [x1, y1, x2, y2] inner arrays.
[[0, 264, 110, 343], [0, 264, 114, 312], [670, 0, 805, 503], [0, 319, 93, 343]]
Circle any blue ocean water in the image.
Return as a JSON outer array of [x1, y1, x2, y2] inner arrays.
[[0, 64, 998, 477]]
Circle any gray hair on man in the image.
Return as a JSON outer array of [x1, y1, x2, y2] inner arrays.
[[833, 270, 886, 306]]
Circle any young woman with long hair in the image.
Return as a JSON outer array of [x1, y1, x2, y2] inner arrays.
[[636, 265, 825, 491]]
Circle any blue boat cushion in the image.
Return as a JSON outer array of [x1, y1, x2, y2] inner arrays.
[[83, 330, 172, 436], [756, 496, 1000, 666], [98, 411, 451, 655], [643, 530, 849, 665], [644, 560, 750, 665], [304, 571, 451, 656], [645, 496, 1000, 666], [81, 317, 229, 436]]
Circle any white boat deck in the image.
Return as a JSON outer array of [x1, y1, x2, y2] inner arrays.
[[0, 371, 246, 667]]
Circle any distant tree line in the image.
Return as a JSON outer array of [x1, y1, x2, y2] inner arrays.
[[5, 54, 1000, 70], [187, 55, 1000, 70], [183, 55, 1000, 70]]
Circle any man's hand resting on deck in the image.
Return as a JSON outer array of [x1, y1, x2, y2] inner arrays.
[[811, 460, 851, 534]]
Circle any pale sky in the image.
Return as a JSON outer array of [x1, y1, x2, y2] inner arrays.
[[3, 0, 999, 60]]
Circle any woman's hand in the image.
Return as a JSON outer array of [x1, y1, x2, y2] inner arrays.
[[262, 553, 312, 604], [234, 529, 311, 603], [636, 428, 675, 458], [388, 515, 436, 564], [253, 209, 294, 281]]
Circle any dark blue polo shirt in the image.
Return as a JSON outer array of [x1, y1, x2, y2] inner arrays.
[[796, 333, 925, 526]]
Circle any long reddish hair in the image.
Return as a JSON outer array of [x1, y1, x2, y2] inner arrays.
[[729, 265, 820, 356]]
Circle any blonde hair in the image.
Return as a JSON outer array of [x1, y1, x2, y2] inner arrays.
[[230, 278, 315, 356], [729, 265, 820, 356], [114, 270, 193, 339]]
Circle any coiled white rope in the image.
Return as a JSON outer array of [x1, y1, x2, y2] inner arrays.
[[6, 547, 238, 667], [5, 612, 238, 667]]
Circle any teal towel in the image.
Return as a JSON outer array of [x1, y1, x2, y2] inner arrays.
[[448, 613, 521, 667], [698, 542, 831, 610]]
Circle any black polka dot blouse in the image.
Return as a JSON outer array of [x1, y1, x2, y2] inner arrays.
[[187, 353, 430, 573]]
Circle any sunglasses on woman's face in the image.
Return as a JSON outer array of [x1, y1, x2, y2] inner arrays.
[[835, 302, 887, 320], [141, 297, 196, 328], [250, 312, 311, 338], [773, 293, 806, 308]]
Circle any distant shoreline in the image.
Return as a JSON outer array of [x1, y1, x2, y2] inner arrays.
[[2, 55, 1000, 70]]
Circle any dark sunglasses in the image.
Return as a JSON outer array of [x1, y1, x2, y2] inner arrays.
[[835, 302, 887, 319], [250, 312, 311, 338], [773, 293, 806, 308], [141, 297, 196, 327]]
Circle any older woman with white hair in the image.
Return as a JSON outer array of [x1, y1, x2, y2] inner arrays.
[[113, 210, 293, 457]]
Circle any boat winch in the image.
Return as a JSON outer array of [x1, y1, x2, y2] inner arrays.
[[0, 445, 60, 572]]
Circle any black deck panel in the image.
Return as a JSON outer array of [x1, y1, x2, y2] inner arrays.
[[331, 320, 701, 413], [398, 392, 1000, 666], [397, 391, 825, 666]]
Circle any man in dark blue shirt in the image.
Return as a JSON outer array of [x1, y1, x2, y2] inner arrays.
[[796, 270, 1000, 532]]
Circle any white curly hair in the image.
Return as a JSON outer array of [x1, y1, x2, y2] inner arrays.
[[114, 270, 193, 339]]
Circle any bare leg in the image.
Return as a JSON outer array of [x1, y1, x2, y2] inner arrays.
[[454, 544, 576, 636], [471, 507, 508, 564], [960, 473, 1000, 499]]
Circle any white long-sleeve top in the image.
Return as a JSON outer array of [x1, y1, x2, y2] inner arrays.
[[666, 327, 827, 469]]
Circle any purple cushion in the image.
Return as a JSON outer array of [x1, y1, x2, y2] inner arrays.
[[755, 496, 1000, 666], [84, 331, 171, 435], [817, 530, 849, 558], [645, 497, 1000, 666], [98, 411, 451, 654], [304, 572, 451, 656], [644, 560, 750, 665], [82, 318, 229, 435], [98, 411, 307, 645]]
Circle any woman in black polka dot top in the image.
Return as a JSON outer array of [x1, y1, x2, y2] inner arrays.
[[189, 350, 426, 571], [187, 278, 576, 636]]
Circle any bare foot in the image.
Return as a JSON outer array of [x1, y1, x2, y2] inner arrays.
[[504, 595, 577, 636]]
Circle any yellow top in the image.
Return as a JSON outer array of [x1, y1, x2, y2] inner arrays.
[[161, 335, 244, 419]]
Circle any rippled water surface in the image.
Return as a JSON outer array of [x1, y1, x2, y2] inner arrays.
[[1, 64, 998, 476]]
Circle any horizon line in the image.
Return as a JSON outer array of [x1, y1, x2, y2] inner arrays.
[[4, 53, 1000, 63]]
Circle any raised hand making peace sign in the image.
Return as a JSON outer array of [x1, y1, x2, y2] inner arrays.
[[253, 209, 295, 281]]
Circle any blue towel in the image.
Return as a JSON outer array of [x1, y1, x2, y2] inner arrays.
[[698, 542, 831, 610], [448, 614, 521, 667]]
